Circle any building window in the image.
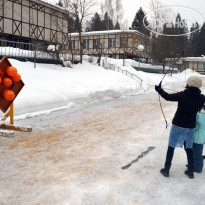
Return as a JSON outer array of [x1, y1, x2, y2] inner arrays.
[[119, 54, 125, 59], [120, 37, 128, 48], [108, 38, 116, 48], [109, 54, 116, 59], [70, 40, 75, 49], [83, 39, 89, 49], [93, 39, 100, 49], [198, 62, 205, 71]]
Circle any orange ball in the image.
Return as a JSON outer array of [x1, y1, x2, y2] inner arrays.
[[3, 90, 15, 101], [12, 73, 21, 82], [7, 66, 17, 77], [0, 77, 1, 84], [3, 78, 12, 87]]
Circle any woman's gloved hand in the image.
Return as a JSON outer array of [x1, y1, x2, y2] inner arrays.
[[155, 82, 162, 92]]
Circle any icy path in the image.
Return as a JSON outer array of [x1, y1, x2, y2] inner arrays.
[[0, 91, 205, 204]]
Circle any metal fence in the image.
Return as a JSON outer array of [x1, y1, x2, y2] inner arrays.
[[0, 39, 56, 60], [133, 58, 163, 66], [102, 58, 143, 86]]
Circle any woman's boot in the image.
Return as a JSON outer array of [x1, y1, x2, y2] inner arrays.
[[160, 168, 169, 177], [160, 146, 174, 177]]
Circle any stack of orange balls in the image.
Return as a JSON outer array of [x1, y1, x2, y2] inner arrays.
[[0, 66, 21, 101]]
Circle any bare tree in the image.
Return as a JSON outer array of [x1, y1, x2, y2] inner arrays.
[[120, 31, 139, 66], [113, 0, 124, 26], [120, 31, 129, 66], [101, 0, 124, 26], [63, 0, 95, 64], [51, 12, 76, 67], [95, 37, 105, 66], [121, 19, 129, 30], [30, 8, 38, 68], [149, 0, 180, 73], [149, 0, 175, 34]]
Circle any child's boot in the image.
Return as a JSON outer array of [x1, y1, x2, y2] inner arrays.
[[184, 166, 194, 179]]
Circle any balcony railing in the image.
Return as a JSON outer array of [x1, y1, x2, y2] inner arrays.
[[0, 39, 56, 60]]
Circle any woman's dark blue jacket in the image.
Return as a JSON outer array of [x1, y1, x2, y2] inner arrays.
[[156, 86, 205, 128]]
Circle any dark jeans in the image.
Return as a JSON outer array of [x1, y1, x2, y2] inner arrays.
[[164, 142, 194, 170], [193, 143, 204, 173]]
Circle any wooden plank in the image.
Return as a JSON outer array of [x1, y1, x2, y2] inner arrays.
[[1, 110, 10, 121], [0, 123, 32, 132], [0, 130, 15, 137]]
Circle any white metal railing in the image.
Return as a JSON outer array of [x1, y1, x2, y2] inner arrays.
[[102, 58, 143, 86], [0, 39, 56, 59]]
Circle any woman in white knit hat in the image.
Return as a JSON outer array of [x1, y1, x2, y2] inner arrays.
[[155, 75, 205, 179]]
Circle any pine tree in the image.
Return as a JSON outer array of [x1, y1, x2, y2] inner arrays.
[[68, 16, 77, 33], [102, 12, 114, 30], [56, 0, 63, 7], [75, 15, 82, 32], [189, 22, 200, 56], [101, 0, 124, 28], [173, 14, 188, 56], [130, 7, 149, 35], [198, 23, 205, 56], [86, 13, 104, 31], [114, 21, 120, 30]]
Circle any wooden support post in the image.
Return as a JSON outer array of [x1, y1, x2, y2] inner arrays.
[[0, 102, 32, 136], [10, 102, 14, 124], [1, 102, 13, 123], [1, 111, 10, 122]]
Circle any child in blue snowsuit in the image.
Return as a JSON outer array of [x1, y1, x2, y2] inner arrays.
[[193, 105, 205, 173]]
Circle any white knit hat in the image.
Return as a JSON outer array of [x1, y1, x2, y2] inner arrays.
[[187, 76, 202, 88]]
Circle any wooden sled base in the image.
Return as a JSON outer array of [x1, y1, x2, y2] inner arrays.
[[0, 129, 15, 137], [0, 122, 32, 137], [0, 122, 32, 132], [0, 103, 32, 137]]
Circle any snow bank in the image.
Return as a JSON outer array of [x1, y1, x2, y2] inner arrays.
[[102, 58, 200, 91], [4, 59, 140, 116], [0, 57, 202, 118]]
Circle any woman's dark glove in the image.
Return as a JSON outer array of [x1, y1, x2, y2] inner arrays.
[[155, 82, 162, 92]]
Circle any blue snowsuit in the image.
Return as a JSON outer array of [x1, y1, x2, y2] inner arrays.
[[193, 112, 205, 173]]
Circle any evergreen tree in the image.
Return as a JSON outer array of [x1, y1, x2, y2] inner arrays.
[[114, 21, 120, 30], [101, 0, 124, 28], [130, 7, 150, 35], [173, 14, 188, 56], [102, 12, 114, 30], [160, 13, 188, 58], [68, 16, 77, 33], [86, 13, 104, 31], [75, 15, 82, 32], [189, 22, 200, 56], [198, 23, 205, 56], [56, 0, 63, 7]]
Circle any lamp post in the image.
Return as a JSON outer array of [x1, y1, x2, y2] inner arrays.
[[137, 45, 144, 68]]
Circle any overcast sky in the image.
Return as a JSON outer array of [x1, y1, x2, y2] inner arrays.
[[51, 0, 205, 28], [121, 0, 205, 26]]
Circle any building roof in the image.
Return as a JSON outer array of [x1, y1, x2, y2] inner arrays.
[[166, 57, 205, 62], [183, 57, 205, 62], [32, 0, 74, 15], [70, 30, 145, 37]]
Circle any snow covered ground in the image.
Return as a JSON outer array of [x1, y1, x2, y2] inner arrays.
[[1, 91, 205, 204], [1, 57, 201, 119], [1, 57, 205, 204]]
